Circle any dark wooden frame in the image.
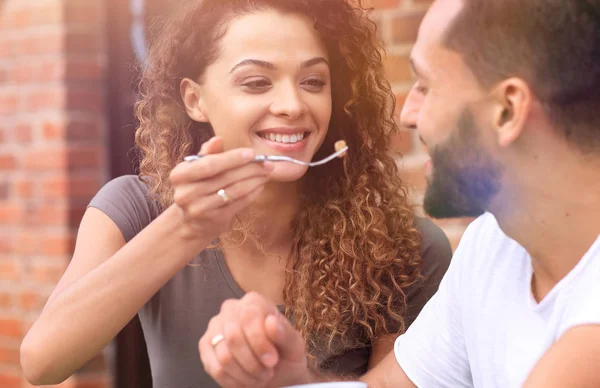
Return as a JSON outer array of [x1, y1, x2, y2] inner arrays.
[[105, 0, 152, 387]]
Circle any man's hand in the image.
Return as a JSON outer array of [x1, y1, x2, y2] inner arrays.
[[199, 292, 313, 387]]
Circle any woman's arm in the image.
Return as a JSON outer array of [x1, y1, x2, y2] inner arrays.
[[21, 139, 272, 385], [20, 205, 211, 385]]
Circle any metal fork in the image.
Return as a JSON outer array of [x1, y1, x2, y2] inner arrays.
[[184, 145, 348, 167]]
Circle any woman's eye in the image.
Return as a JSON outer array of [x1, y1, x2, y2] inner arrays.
[[303, 78, 327, 90], [241, 79, 272, 90]]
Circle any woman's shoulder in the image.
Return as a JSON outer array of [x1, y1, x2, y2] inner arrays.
[[400, 216, 453, 327], [413, 216, 452, 272], [88, 175, 160, 242]]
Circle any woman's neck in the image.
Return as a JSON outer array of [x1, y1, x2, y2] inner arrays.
[[224, 180, 300, 255]]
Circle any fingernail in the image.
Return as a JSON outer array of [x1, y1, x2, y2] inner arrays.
[[261, 353, 277, 367], [241, 149, 254, 161], [263, 161, 275, 171]]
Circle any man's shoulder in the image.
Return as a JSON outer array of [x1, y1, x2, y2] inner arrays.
[[458, 212, 505, 249], [451, 212, 521, 274]]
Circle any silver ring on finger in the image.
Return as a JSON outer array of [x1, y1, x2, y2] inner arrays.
[[211, 333, 226, 348], [217, 189, 231, 204]]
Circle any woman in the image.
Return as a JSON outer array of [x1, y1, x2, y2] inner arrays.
[[20, 0, 452, 387]]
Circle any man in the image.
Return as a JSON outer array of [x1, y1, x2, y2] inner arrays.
[[199, 0, 600, 386]]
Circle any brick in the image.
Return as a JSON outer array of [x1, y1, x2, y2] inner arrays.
[[69, 206, 87, 227], [66, 89, 104, 114], [40, 233, 76, 256], [390, 130, 413, 154], [65, 1, 104, 26], [24, 204, 67, 226], [24, 148, 66, 171], [25, 88, 65, 112], [0, 37, 17, 59], [12, 231, 38, 255], [19, 290, 49, 312], [0, 372, 20, 388], [0, 235, 10, 254], [66, 120, 102, 141], [67, 146, 104, 170], [391, 11, 426, 44], [0, 260, 20, 282], [65, 59, 104, 82], [0, 345, 20, 365], [20, 31, 63, 56], [363, 0, 401, 9], [42, 175, 101, 199], [0, 203, 24, 223], [0, 318, 22, 338], [398, 165, 427, 192], [14, 178, 33, 198], [29, 263, 68, 284], [13, 124, 32, 144], [24, 146, 103, 171], [42, 120, 103, 142], [10, 61, 63, 85], [383, 53, 413, 83], [0, 179, 8, 200], [29, 2, 64, 26], [0, 292, 13, 309], [65, 31, 100, 56], [0, 94, 18, 115], [0, 153, 17, 170], [1, 8, 32, 30]]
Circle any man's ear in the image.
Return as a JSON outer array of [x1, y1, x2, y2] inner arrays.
[[490, 78, 532, 148], [180, 78, 209, 123]]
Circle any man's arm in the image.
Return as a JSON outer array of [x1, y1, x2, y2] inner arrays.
[[524, 325, 600, 387]]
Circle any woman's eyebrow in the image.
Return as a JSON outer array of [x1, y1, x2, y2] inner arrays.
[[229, 56, 329, 74]]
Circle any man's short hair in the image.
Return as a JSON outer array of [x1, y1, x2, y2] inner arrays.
[[443, 0, 600, 153]]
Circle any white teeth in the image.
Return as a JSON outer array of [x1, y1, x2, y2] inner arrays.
[[260, 132, 307, 144]]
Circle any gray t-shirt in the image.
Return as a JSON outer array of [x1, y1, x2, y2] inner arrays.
[[88, 175, 452, 388]]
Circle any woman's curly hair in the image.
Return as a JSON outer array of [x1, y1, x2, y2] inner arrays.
[[135, 0, 423, 360]]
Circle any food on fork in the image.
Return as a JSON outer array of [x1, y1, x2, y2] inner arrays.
[[335, 140, 348, 157]]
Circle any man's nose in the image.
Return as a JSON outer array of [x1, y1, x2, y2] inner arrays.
[[399, 86, 420, 130]]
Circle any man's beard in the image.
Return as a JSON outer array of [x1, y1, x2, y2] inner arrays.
[[423, 108, 503, 219]]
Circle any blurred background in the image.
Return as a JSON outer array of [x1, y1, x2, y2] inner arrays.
[[0, 0, 472, 386]]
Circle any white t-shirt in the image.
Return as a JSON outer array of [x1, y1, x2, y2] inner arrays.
[[395, 212, 600, 387]]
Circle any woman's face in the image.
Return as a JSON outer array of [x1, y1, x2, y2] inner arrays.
[[182, 9, 332, 182]]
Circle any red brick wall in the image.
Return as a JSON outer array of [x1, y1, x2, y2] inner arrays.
[[371, 0, 473, 250], [0, 0, 111, 387]]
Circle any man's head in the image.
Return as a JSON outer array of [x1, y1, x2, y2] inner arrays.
[[402, 0, 600, 219]]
